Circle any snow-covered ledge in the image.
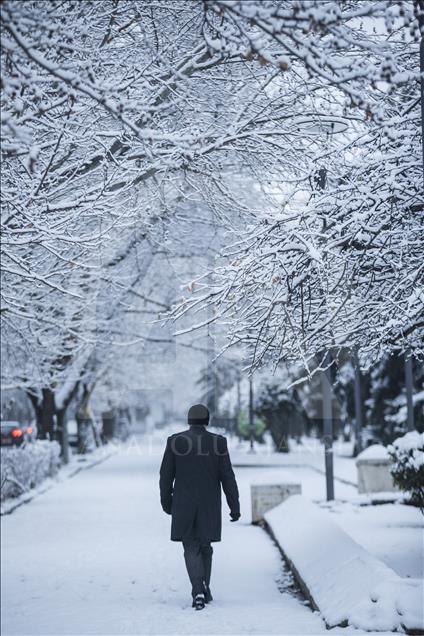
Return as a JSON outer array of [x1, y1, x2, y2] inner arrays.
[[356, 444, 397, 494], [265, 495, 423, 633], [251, 482, 301, 523]]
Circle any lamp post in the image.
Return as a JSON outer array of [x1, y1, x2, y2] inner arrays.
[[206, 316, 215, 414], [248, 375, 255, 453], [206, 207, 216, 416], [321, 351, 335, 500], [293, 115, 350, 500], [405, 353, 415, 432], [236, 373, 241, 436], [417, 0, 424, 186], [353, 350, 364, 456]]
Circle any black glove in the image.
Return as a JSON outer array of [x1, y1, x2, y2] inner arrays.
[[163, 507, 171, 515], [230, 512, 240, 522]]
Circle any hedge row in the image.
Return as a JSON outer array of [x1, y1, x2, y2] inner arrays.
[[1, 440, 61, 502]]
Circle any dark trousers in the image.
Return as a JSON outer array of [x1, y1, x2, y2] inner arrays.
[[182, 539, 213, 597]]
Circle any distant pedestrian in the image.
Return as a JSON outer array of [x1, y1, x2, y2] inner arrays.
[[159, 404, 240, 610]]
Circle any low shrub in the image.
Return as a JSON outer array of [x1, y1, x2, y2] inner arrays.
[[1, 440, 61, 502], [388, 431, 424, 510]]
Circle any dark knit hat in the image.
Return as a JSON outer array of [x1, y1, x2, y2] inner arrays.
[[188, 404, 210, 426]]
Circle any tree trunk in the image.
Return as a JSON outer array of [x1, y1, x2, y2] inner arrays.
[[101, 410, 116, 442], [27, 381, 79, 457], [27, 388, 56, 440], [27, 391, 42, 433], [76, 383, 96, 454], [267, 413, 290, 452], [56, 409, 70, 464]]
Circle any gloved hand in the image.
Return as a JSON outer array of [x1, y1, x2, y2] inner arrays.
[[230, 512, 240, 522]]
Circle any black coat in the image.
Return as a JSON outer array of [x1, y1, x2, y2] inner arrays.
[[159, 427, 240, 543]]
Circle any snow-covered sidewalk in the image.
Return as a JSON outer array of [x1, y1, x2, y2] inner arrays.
[[2, 432, 331, 636], [2, 429, 408, 635], [1, 443, 117, 516]]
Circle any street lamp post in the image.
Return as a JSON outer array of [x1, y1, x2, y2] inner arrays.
[[248, 375, 255, 453], [206, 207, 216, 416], [292, 115, 349, 500], [321, 351, 335, 501], [418, 1, 424, 186], [353, 350, 364, 456], [404, 353, 415, 432], [236, 374, 241, 436]]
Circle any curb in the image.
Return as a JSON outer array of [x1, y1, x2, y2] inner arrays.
[[263, 495, 423, 634], [262, 518, 320, 615]]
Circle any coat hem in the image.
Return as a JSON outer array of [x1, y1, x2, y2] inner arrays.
[[171, 538, 221, 543]]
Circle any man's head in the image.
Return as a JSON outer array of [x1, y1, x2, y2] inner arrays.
[[188, 403, 210, 426]]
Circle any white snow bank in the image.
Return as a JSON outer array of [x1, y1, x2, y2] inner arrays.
[[356, 444, 390, 461], [351, 578, 424, 633], [265, 495, 424, 632]]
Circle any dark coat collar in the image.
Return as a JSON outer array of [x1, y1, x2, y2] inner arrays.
[[187, 425, 208, 434]]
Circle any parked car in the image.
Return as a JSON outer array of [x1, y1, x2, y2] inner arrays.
[[0, 421, 34, 447]]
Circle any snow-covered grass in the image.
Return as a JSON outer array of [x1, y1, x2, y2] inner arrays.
[[230, 434, 359, 487], [265, 495, 424, 633], [323, 500, 423, 580]]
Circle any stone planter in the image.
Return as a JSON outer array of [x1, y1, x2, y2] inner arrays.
[[251, 482, 302, 523], [356, 444, 397, 494]]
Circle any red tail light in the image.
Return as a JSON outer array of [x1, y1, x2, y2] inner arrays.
[[11, 429, 23, 438], [27, 427, 33, 434]]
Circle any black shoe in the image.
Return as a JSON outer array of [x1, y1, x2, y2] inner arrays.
[[193, 593, 205, 610], [204, 585, 213, 603]]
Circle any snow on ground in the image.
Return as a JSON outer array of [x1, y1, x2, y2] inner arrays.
[[323, 501, 423, 579], [229, 433, 423, 584], [2, 431, 330, 636], [265, 496, 424, 633], [265, 495, 397, 628], [230, 435, 359, 488], [1, 443, 117, 515], [229, 434, 359, 505], [0, 428, 413, 635], [355, 444, 389, 460]]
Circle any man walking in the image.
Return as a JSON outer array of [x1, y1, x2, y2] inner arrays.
[[159, 404, 240, 610]]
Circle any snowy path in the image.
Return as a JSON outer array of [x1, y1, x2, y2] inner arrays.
[[0, 433, 334, 636]]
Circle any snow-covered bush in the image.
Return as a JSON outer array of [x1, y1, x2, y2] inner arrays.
[[255, 382, 308, 452], [0, 441, 61, 502], [388, 432, 424, 510]]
